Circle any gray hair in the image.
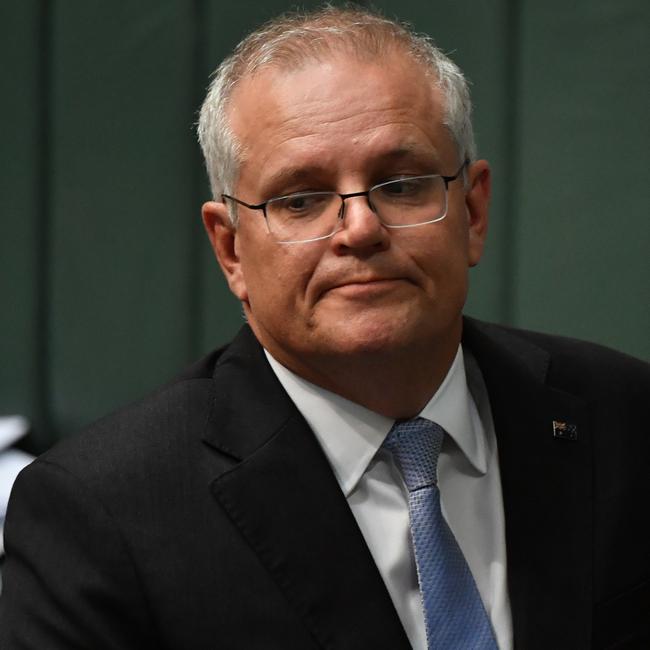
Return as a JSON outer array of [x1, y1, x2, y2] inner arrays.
[[197, 5, 476, 223]]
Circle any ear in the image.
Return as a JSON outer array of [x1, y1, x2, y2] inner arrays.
[[465, 160, 491, 267], [201, 201, 248, 302]]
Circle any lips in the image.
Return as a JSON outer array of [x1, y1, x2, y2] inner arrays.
[[312, 262, 419, 302], [333, 277, 399, 288], [320, 276, 411, 299]]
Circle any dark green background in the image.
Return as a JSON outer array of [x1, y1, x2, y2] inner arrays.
[[2, 1, 648, 452]]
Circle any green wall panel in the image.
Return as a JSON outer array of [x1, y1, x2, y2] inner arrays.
[[0, 1, 45, 450], [48, 1, 199, 436], [514, 0, 649, 359]]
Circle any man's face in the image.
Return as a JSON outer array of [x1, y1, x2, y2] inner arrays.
[[203, 51, 490, 385]]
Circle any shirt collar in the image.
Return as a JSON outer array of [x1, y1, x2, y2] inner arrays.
[[264, 345, 486, 497], [420, 346, 488, 476]]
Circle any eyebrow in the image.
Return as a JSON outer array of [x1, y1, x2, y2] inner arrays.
[[376, 144, 443, 166], [261, 144, 444, 196], [264, 167, 322, 192]]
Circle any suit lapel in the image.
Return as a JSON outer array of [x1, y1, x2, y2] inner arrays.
[[464, 319, 593, 649], [202, 327, 410, 650]]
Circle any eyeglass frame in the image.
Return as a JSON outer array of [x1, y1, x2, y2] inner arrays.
[[221, 159, 469, 243]]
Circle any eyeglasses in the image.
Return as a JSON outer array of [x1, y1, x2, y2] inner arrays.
[[222, 160, 468, 244]]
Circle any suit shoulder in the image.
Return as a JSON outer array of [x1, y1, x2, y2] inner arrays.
[[465, 317, 649, 399], [36, 345, 228, 483], [506, 324, 646, 382]]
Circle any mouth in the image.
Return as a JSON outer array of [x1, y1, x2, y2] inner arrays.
[[322, 277, 410, 299]]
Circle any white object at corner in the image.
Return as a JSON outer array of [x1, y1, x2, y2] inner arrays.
[[0, 415, 35, 556]]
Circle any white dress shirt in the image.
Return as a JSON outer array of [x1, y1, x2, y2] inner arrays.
[[265, 346, 513, 650]]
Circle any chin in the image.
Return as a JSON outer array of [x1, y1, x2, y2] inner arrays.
[[315, 313, 431, 357]]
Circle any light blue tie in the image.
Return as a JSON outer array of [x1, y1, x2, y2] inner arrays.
[[384, 417, 498, 650]]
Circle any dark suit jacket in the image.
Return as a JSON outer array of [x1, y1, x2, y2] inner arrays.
[[0, 318, 648, 649]]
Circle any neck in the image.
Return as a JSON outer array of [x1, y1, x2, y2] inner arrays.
[[265, 334, 461, 420]]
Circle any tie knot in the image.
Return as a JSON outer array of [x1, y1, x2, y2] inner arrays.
[[383, 417, 445, 491]]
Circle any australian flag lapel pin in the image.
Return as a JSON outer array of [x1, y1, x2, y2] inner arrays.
[[552, 420, 578, 441]]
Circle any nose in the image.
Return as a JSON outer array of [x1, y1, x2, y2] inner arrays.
[[331, 194, 390, 255]]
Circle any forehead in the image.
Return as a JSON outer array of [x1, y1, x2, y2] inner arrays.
[[227, 52, 456, 190]]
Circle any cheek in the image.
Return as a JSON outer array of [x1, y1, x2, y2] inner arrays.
[[439, 212, 471, 267], [407, 223, 468, 276], [240, 244, 316, 315]]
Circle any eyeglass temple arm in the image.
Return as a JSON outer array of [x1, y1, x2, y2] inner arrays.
[[441, 159, 470, 186], [221, 194, 267, 212]]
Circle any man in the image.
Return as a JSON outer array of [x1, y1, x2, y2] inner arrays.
[[0, 7, 648, 649]]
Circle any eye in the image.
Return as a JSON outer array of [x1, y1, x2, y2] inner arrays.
[[284, 194, 314, 211], [270, 192, 333, 219], [379, 177, 428, 197]]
